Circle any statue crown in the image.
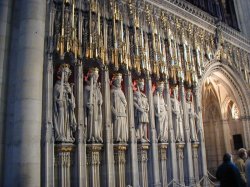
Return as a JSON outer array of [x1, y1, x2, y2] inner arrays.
[[136, 78, 144, 83], [58, 63, 71, 75], [113, 73, 122, 79], [156, 81, 164, 87], [88, 67, 99, 74]]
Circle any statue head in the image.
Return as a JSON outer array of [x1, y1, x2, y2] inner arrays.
[[112, 73, 123, 88], [186, 89, 192, 102], [173, 86, 178, 99], [156, 81, 164, 95], [136, 79, 145, 91], [58, 64, 71, 83], [88, 68, 99, 83]]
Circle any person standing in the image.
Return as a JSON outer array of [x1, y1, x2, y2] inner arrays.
[[216, 153, 242, 187], [235, 148, 247, 187], [245, 150, 250, 187]]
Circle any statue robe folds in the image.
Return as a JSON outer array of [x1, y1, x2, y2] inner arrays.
[[153, 93, 168, 142], [134, 91, 149, 142], [111, 87, 128, 143], [188, 107, 199, 142], [53, 81, 77, 143], [84, 83, 103, 143], [171, 98, 184, 142]]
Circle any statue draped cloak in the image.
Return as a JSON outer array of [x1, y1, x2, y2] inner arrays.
[[134, 91, 149, 125], [171, 98, 184, 142], [53, 80, 76, 143], [84, 83, 103, 143], [111, 86, 128, 142], [153, 93, 168, 142]]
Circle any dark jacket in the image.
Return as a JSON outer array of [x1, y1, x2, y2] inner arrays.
[[216, 161, 243, 187]]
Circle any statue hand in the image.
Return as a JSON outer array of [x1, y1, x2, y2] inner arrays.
[[65, 84, 72, 93]]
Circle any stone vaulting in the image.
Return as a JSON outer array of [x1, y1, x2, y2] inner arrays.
[[1, 0, 250, 187]]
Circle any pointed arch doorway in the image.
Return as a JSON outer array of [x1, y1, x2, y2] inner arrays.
[[200, 64, 250, 175]]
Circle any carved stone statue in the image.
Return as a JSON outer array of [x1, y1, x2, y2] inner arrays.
[[53, 64, 77, 143], [188, 107, 199, 142], [153, 82, 168, 142], [134, 79, 149, 143], [111, 73, 128, 143], [171, 86, 184, 142], [186, 89, 199, 142], [84, 68, 103, 143]]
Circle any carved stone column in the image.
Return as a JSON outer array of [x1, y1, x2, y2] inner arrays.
[[138, 143, 150, 187], [3, 1, 46, 186], [176, 143, 185, 185], [55, 144, 75, 187], [43, 1, 56, 186], [43, 53, 55, 187], [158, 143, 168, 187], [87, 144, 103, 187], [102, 68, 115, 187], [0, 1, 13, 184], [192, 143, 200, 184], [124, 72, 140, 187], [193, 85, 207, 178], [114, 144, 127, 187], [164, 78, 178, 183], [3, 1, 21, 186], [145, 75, 161, 187], [75, 63, 87, 187], [179, 82, 195, 185]]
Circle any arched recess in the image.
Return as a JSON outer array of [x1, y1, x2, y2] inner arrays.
[[198, 61, 250, 174]]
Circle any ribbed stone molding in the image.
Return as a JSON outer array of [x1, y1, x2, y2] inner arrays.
[[138, 143, 150, 187], [87, 144, 103, 187], [75, 63, 87, 187], [179, 82, 195, 186], [102, 68, 115, 187], [145, 76, 161, 187], [124, 72, 140, 187], [114, 144, 127, 187], [192, 143, 200, 184], [193, 86, 208, 178], [176, 143, 185, 185], [55, 144, 75, 187], [164, 79, 178, 183], [158, 143, 168, 187]]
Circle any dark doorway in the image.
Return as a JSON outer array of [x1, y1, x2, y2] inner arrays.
[[233, 134, 243, 150]]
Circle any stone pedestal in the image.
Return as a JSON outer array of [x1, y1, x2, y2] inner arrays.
[[192, 143, 200, 185], [114, 144, 128, 187], [138, 143, 150, 187], [176, 143, 185, 185], [158, 143, 168, 187], [55, 144, 75, 187], [87, 144, 103, 187]]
